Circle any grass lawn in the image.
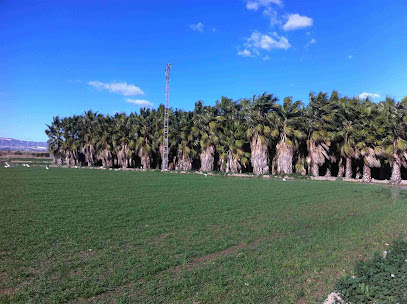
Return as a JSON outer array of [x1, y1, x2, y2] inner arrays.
[[1, 168, 407, 303]]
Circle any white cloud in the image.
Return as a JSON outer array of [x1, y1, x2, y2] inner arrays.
[[238, 49, 253, 57], [359, 92, 380, 99], [283, 14, 313, 31], [126, 99, 154, 107], [348, 55, 353, 59], [190, 22, 204, 32], [263, 7, 281, 26], [88, 81, 144, 96], [212, 27, 217, 32], [262, 55, 271, 61], [246, 31, 291, 50], [305, 38, 317, 48], [246, 0, 282, 11]]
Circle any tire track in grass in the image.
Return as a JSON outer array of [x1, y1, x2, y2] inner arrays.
[[80, 233, 287, 302]]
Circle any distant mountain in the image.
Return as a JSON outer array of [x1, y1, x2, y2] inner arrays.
[[0, 137, 48, 151]]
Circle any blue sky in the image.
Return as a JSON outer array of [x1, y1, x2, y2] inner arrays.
[[1, 0, 407, 142]]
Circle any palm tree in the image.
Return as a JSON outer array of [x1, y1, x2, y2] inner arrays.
[[151, 105, 165, 169], [78, 110, 99, 167], [193, 101, 219, 172], [170, 110, 198, 170], [95, 115, 113, 168], [378, 97, 407, 183], [245, 93, 277, 175], [352, 99, 382, 182], [111, 113, 135, 168], [216, 97, 250, 173], [45, 116, 64, 165], [60, 116, 80, 166], [335, 97, 359, 178], [270, 97, 305, 175], [135, 108, 155, 169], [306, 92, 337, 177], [46, 91, 407, 177]]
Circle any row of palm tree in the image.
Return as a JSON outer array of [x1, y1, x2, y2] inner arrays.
[[45, 92, 407, 183]]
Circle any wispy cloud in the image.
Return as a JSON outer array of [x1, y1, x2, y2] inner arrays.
[[246, 0, 282, 26], [238, 49, 253, 57], [348, 55, 353, 59], [246, 31, 291, 50], [126, 99, 154, 107], [263, 7, 281, 26], [246, 0, 282, 11], [262, 55, 271, 61], [190, 22, 204, 32], [359, 92, 380, 99], [88, 81, 144, 96], [283, 14, 313, 31], [238, 31, 290, 58], [305, 38, 317, 48]]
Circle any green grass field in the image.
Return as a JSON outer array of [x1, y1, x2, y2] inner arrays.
[[1, 168, 407, 303]]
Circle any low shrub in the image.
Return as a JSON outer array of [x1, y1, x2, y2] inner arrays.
[[34, 152, 49, 157], [335, 239, 407, 303]]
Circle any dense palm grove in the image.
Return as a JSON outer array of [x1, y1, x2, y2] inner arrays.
[[46, 91, 407, 183]]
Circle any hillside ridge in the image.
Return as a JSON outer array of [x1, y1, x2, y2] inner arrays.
[[0, 137, 48, 151]]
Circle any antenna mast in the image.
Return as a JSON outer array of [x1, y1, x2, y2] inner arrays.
[[162, 63, 171, 171]]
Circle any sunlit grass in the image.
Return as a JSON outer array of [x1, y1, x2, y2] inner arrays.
[[1, 168, 406, 303]]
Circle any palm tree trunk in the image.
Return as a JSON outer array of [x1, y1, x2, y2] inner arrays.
[[307, 140, 328, 177], [53, 155, 63, 166], [325, 166, 331, 177], [276, 139, 294, 174], [200, 145, 214, 172], [226, 151, 241, 173], [183, 157, 192, 170], [123, 145, 129, 168], [73, 151, 78, 166], [90, 145, 95, 166], [250, 133, 269, 175], [391, 160, 402, 183], [295, 155, 306, 175], [362, 163, 371, 183], [337, 158, 344, 177], [157, 144, 163, 169], [118, 149, 124, 168], [345, 157, 352, 178], [363, 149, 380, 182], [102, 149, 112, 168], [311, 163, 319, 176], [118, 145, 130, 168], [177, 151, 192, 170], [139, 148, 150, 169], [83, 145, 94, 167], [271, 156, 276, 175]]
